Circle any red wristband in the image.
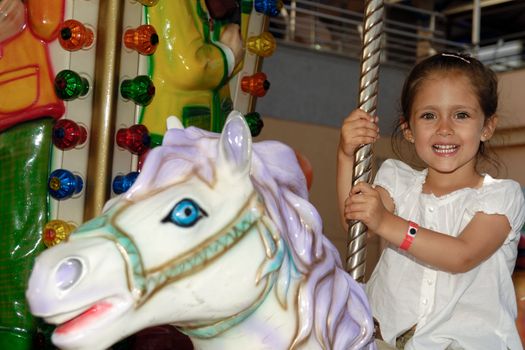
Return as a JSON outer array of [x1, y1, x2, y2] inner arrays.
[[399, 221, 419, 251]]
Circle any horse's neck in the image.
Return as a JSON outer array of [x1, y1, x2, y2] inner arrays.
[[189, 279, 304, 350]]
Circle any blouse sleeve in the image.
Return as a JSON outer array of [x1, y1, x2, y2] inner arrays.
[[471, 179, 525, 244], [374, 159, 420, 203]]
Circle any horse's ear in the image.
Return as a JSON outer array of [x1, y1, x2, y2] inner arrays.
[[218, 110, 252, 174], [166, 116, 183, 130]]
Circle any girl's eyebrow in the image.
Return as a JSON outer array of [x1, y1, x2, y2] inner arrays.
[[414, 104, 476, 111], [411, 105, 438, 113]]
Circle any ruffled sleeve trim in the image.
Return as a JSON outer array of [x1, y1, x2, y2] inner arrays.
[[468, 176, 525, 244], [374, 159, 426, 212]]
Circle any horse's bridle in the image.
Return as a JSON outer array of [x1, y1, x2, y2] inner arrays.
[[72, 190, 284, 337]]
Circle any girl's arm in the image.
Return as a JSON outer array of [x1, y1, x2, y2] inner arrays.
[[347, 182, 511, 273], [336, 147, 355, 231], [336, 109, 380, 231]]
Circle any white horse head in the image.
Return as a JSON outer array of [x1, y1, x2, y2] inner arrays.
[[26, 111, 375, 350]]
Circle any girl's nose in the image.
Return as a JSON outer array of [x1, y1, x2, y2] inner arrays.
[[436, 118, 454, 136]]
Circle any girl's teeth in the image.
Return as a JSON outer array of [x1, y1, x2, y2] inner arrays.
[[433, 145, 457, 153]]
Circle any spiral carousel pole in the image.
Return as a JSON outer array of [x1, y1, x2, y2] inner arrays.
[[346, 0, 384, 282]]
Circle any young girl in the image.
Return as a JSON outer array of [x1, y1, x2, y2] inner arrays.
[[337, 52, 525, 349]]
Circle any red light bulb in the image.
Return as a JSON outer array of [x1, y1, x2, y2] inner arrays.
[[53, 119, 87, 150], [241, 72, 270, 97], [116, 124, 151, 155]]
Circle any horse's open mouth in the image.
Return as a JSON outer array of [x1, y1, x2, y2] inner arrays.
[[53, 301, 113, 335], [44, 295, 131, 338]]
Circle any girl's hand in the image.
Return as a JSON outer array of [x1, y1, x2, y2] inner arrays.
[[339, 109, 379, 158], [337, 109, 381, 232], [344, 182, 390, 233]]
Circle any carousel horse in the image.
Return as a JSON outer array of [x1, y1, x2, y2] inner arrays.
[[141, 0, 244, 140], [26, 111, 375, 350]]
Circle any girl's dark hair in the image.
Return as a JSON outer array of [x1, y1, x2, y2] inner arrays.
[[392, 52, 501, 174]]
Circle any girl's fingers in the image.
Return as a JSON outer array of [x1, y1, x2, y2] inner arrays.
[[341, 124, 379, 144], [342, 120, 379, 137], [344, 110, 367, 122], [340, 109, 380, 156], [346, 109, 376, 121], [344, 136, 376, 147], [343, 112, 378, 129], [345, 204, 369, 222], [344, 115, 379, 128], [351, 182, 373, 195]]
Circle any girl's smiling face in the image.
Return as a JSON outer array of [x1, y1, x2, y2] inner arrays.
[[403, 71, 497, 178]]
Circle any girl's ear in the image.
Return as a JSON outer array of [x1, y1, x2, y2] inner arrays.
[[481, 115, 498, 142], [401, 118, 414, 143]]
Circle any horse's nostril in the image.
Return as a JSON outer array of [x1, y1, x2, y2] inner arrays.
[[56, 258, 83, 290]]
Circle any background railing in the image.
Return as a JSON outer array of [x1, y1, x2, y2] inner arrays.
[[268, 0, 525, 72]]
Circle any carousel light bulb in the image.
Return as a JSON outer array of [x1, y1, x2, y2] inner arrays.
[[112, 171, 140, 194], [136, 0, 159, 6], [54, 70, 89, 101], [124, 24, 159, 55], [244, 112, 264, 137], [116, 124, 151, 155], [43, 220, 76, 247], [247, 32, 276, 57], [241, 0, 254, 14], [254, 0, 283, 17], [241, 72, 270, 97], [120, 75, 155, 106], [52, 119, 87, 150], [48, 169, 83, 200], [59, 19, 94, 51]]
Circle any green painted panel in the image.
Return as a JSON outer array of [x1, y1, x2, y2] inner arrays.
[[0, 119, 53, 349]]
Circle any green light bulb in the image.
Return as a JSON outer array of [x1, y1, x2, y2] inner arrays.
[[54, 70, 89, 101], [120, 75, 155, 106]]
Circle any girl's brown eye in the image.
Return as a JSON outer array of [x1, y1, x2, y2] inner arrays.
[[455, 112, 469, 119], [421, 113, 435, 120]]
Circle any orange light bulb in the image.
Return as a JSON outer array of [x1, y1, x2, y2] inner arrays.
[[59, 19, 94, 51], [124, 25, 159, 55]]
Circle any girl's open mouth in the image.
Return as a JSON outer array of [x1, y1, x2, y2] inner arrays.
[[433, 144, 459, 155]]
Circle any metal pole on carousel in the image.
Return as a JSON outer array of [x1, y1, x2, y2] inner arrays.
[[346, 0, 384, 282]]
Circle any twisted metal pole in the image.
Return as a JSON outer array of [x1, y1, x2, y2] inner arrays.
[[346, 0, 384, 282]]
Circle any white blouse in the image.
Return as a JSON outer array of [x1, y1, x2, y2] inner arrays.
[[367, 159, 525, 350]]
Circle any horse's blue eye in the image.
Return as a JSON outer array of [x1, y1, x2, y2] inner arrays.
[[162, 198, 207, 227]]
